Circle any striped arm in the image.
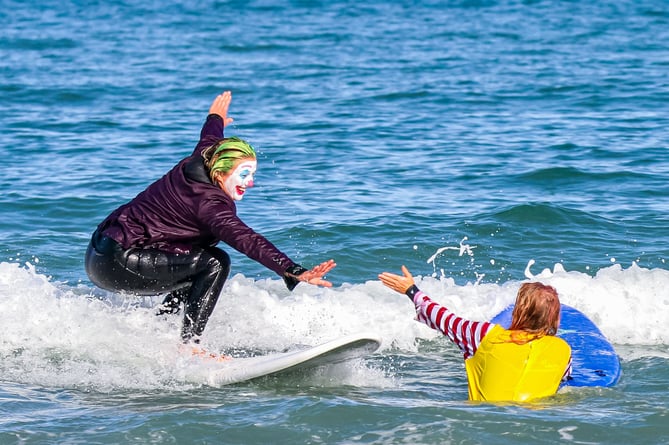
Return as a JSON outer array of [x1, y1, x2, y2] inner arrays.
[[411, 288, 493, 360]]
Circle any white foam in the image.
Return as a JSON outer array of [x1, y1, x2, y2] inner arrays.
[[1, 259, 667, 390]]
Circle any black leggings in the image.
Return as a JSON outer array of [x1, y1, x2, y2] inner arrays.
[[85, 230, 230, 343]]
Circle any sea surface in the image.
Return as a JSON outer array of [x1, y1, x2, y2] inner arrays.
[[1, 0, 668, 443]]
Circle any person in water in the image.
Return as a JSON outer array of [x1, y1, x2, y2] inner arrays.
[[378, 266, 572, 402], [85, 91, 336, 346]]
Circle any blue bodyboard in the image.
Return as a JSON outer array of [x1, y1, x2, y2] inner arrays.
[[491, 304, 620, 387]]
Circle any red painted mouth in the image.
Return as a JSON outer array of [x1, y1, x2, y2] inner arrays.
[[236, 186, 245, 196]]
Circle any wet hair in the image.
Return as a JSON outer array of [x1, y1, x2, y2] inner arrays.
[[203, 137, 256, 182], [508, 282, 561, 343]]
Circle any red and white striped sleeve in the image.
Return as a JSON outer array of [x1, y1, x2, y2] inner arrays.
[[406, 285, 494, 360]]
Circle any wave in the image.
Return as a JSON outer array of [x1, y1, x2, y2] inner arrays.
[[0, 258, 666, 390]]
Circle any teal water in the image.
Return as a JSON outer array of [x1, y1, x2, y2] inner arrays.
[[1, 1, 669, 443]]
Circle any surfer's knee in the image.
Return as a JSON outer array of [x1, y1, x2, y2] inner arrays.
[[84, 231, 120, 290], [205, 247, 231, 278]]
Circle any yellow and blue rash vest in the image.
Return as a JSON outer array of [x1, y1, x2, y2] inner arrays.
[[464, 325, 571, 402]]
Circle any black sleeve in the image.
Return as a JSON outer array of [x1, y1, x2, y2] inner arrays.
[[405, 284, 420, 300], [283, 264, 308, 291], [193, 114, 225, 156]]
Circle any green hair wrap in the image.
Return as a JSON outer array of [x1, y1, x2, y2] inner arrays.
[[209, 137, 256, 176]]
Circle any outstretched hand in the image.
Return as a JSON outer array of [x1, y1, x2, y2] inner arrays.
[[296, 259, 337, 288], [378, 265, 416, 294], [209, 91, 234, 127]]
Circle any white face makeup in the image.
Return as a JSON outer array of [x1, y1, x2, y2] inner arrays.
[[221, 159, 256, 201]]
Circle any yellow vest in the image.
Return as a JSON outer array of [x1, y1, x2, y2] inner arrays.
[[464, 325, 571, 402]]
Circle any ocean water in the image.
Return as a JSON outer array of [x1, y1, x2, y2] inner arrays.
[[1, 0, 668, 443]]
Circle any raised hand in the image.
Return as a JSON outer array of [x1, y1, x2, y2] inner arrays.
[[297, 259, 337, 288], [378, 265, 416, 294], [209, 91, 234, 127]]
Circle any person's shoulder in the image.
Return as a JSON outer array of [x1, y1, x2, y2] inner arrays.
[[538, 335, 571, 359], [198, 189, 236, 214], [553, 335, 571, 352], [484, 324, 507, 339]]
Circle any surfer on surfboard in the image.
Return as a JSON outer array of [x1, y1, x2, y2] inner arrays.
[[85, 91, 335, 348], [379, 266, 572, 402]]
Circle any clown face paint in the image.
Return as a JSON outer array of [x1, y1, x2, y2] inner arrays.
[[221, 159, 256, 201]]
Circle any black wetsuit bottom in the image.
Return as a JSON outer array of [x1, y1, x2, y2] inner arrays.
[[85, 230, 230, 343]]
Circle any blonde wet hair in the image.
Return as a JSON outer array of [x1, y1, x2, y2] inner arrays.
[[507, 282, 561, 344]]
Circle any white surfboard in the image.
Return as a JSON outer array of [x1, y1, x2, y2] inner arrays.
[[206, 332, 382, 386]]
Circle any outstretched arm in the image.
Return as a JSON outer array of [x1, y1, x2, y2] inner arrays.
[[379, 265, 493, 359]]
